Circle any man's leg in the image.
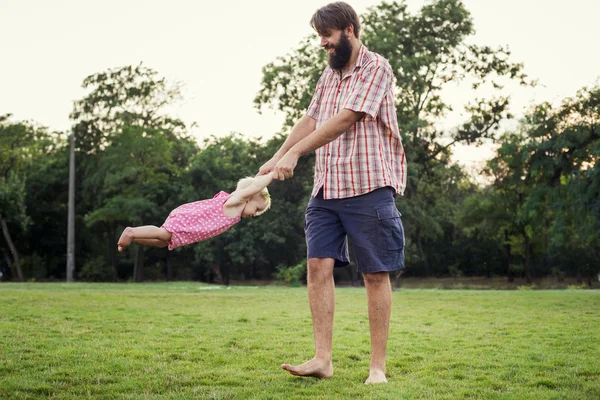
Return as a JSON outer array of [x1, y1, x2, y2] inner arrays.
[[363, 271, 392, 384], [281, 257, 335, 378]]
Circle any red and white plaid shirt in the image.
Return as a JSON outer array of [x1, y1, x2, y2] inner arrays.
[[307, 45, 406, 199]]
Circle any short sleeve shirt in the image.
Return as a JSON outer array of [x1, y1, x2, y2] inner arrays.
[[306, 45, 407, 199]]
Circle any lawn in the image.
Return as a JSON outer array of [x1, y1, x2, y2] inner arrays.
[[1, 283, 599, 399]]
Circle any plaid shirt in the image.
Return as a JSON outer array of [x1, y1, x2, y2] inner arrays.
[[306, 45, 406, 199]]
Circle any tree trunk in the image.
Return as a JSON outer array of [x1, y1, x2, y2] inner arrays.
[[504, 230, 513, 282], [166, 257, 174, 281], [416, 227, 430, 276], [524, 233, 531, 284], [1, 217, 24, 282], [133, 246, 144, 282], [223, 263, 230, 286], [2, 249, 12, 281], [210, 262, 224, 285], [107, 226, 117, 279]]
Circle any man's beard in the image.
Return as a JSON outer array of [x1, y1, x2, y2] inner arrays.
[[327, 33, 353, 71]]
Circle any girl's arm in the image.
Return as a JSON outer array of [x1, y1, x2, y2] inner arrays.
[[226, 172, 274, 207]]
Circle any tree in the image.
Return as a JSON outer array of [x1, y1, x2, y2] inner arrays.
[[22, 143, 71, 280], [459, 84, 600, 283], [84, 125, 187, 280], [0, 115, 56, 281], [0, 174, 27, 281], [186, 134, 314, 284], [71, 63, 186, 154], [254, 0, 530, 276], [70, 64, 196, 281], [524, 85, 600, 283], [458, 133, 533, 282]]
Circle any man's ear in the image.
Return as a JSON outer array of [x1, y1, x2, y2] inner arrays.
[[345, 25, 354, 38]]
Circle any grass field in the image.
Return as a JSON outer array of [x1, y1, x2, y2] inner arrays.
[[1, 283, 599, 399]]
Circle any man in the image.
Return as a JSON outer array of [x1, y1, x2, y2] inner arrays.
[[258, 2, 406, 384]]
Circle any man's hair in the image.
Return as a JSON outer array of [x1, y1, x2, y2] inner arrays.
[[236, 177, 271, 216], [310, 2, 360, 38]]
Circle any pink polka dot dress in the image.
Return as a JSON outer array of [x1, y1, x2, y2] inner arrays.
[[161, 191, 241, 250]]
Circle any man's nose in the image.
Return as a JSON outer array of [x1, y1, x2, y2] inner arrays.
[[320, 37, 328, 47]]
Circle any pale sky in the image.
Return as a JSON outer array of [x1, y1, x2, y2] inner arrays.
[[1, 0, 599, 166]]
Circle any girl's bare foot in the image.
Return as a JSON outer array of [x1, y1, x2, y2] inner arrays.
[[117, 227, 134, 252]]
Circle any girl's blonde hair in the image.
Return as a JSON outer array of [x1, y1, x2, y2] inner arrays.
[[236, 177, 272, 216]]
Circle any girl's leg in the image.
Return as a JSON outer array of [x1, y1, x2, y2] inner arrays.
[[133, 239, 169, 248], [118, 226, 171, 251]]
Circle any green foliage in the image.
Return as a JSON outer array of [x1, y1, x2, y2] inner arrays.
[[254, 0, 530, 278], [459, 84, 600, 281], [254, 36, 326, 128], [78, 257, 117, 282], [68, 64, 199, 281], [85, 125, 179, 228], [0, 173, 29, 230], [516, 284, 535, 291], [0, 115, 56, 230], [274, 261, 307, 286], [3, 1, 598, 282], [0, 114, 57, 179], [70, 63, 186, 154], [188, 133, 313, 284]]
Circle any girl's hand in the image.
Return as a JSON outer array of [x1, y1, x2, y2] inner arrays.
[[258, 155, 282, 176]]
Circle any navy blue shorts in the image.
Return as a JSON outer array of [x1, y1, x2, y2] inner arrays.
[[304, 187, 405, 273]]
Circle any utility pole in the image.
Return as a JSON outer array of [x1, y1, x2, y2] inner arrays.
[[66, 132, 75, 282]]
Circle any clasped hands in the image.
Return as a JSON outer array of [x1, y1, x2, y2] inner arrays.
[[257, 150, 299, 181]]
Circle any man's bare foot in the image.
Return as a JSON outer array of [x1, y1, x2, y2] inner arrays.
[[364, 368, 387, 384], [281, 357, 333, 378], [117, 227, 134, 252]]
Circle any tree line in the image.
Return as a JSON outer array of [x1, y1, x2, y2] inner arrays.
[[1, 0, 598, 284]]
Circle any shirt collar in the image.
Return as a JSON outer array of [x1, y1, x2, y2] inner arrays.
[[353, 44, 367, 71], [338, 44, 367, 80]]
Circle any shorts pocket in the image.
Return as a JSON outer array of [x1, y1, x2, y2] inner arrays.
[[375, 204, 404, 250]]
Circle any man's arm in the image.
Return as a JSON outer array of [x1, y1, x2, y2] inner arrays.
[[257, 115, 316, 175], [272, 109, 365, 180], [289, 109, 364, 157]]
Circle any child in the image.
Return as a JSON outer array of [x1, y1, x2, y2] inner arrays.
[[117, 172, 274, 251]]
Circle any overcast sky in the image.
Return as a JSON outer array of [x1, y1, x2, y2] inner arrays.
[[1, 0, 598, 165]]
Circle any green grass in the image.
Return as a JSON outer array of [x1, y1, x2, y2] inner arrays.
[[1, 283, 599, 399]]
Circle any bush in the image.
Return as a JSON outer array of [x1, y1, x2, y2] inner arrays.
[[21, 253, 46, 280], [274, 261, 306, 287], [79, 257, 117, 282], [448, 263, 464, 278], [516, 284, 536, 290]]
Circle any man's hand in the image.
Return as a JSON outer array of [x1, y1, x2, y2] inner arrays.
[[257, 155, 282, 176], [273, 150, 299, 181]]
